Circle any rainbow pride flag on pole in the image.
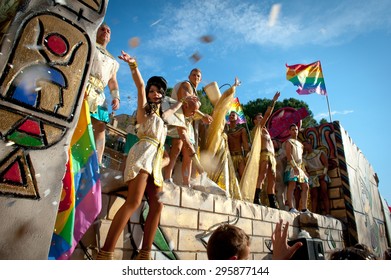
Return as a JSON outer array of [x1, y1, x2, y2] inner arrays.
[[49, 100, 101, 259], [286, 61, 327, 95], [225, 97, 247, 124]]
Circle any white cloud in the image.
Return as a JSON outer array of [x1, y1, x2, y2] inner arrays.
[[145, 0, 391, 53], [268, 3, 281, 27], [315, 109, 354, 120]]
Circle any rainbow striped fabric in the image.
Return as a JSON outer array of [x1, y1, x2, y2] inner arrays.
[[49, 101, 101, 259], [286, 61, 327, 95], [225, 97, 247, 124]]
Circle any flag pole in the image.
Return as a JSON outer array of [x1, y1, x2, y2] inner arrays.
[[326, 94, 332, 123]]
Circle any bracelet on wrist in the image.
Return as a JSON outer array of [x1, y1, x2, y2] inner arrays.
[[128, 61, 138, 69]]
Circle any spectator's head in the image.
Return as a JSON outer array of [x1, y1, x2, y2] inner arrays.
[[329, 243, 376, 260], [383, 247, 391, 260], [207, 224, 250, 260]]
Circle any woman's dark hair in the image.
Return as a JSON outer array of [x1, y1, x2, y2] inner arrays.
[[145, 76, 167, 115]]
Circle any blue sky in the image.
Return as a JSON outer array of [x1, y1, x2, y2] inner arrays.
[[103, 0, 391, 205]]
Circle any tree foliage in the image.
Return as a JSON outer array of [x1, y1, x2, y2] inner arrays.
[[242, 97, 318, 130], [167, 87, 319, 130]]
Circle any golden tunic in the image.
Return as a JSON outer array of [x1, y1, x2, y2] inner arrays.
[[203, 85, 242, 200]]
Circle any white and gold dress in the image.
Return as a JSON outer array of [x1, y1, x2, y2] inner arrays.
[[124, 113, 167, 187]]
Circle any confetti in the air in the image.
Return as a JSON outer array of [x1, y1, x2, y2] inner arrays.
[[268, 3, 281, 27], [150, 19, 162, 27], [128, 37, 140, 48], [200, 35, 214, 43], [190, 51, 202, 63]]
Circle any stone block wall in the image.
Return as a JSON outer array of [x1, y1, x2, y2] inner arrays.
[[72, 182, 344, 260]]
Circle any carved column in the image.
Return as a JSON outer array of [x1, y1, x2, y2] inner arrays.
[[0, 0, 107, 259]]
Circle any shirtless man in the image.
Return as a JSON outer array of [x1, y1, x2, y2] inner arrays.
[[227, 111, 250, 180], [164, 68, 212, 186], [251, 92, 280, 208]]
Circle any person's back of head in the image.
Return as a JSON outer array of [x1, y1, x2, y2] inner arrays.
[[384, 247, 391, 260], [207, 224, 250, 260], [330, 243, 376, 260]]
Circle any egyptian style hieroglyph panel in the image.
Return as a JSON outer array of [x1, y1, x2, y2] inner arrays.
[[1, 14, 90, 121], [0, 0, 106, 259], [337, 123, 386, 256]]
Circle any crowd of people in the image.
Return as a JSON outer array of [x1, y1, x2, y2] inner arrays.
[[85, 23, 355, 260], [207, 219, 391, 260], [225, 101, 330, 214]]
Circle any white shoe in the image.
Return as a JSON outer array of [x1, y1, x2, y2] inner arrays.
[[164, 178, 173, 184], [289, 208, 299, 213]]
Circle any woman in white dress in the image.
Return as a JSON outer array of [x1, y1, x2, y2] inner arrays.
[[97, 51, 188, 260]]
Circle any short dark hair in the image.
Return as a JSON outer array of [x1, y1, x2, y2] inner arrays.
[[190, 68, 202, 75], [329, 244, 376, 260], [252, 113, 262, 123], [384, 248, 391, 260], [207, 224, 250, 260]]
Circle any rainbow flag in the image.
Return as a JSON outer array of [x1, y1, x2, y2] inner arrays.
[[286, 61, 327, 95], [49, 101, 101, 259], [225, 97, 247, 124]]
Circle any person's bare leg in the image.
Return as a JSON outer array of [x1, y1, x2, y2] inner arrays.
[[310, 187, 318, 213], [266, 167, 278, 208], [266, 167, 276, 195], [101, 172, 149, 252], [254, 160, 267, 204], [162, 150, 170, 169], [141, 179, 164, 251], [164, 138, 182, 181], [275, 180, 286, 210], [287, 181, 296, 210], [320, 179, 330, 214], [300, 183, 309, 211], [91, 118, 106, 164], [294, 187, 301, 209], [181, 146, 193, 186], [238, 159, 246, 179]]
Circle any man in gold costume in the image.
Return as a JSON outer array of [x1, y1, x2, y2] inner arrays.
[[226, 111, 250, 180], [251, 92, 280, 208]]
